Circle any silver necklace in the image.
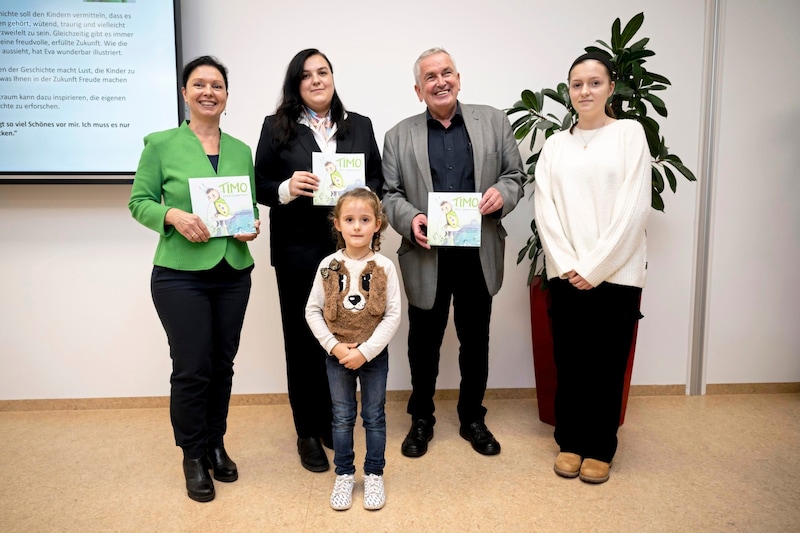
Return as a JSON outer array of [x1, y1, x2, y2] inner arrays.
[[577, 117, 607, 150], [343, 249, 372, 261]]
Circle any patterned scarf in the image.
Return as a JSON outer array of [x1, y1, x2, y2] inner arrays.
[[304, 108, 333, 142]]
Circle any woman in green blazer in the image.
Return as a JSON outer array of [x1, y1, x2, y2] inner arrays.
[[129, 56, 259, 503]]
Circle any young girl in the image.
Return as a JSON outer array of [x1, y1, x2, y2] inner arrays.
[[305, 188, 401, 510]]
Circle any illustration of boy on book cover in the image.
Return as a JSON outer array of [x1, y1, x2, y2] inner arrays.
[[426, 192, 482, 247], [312, 152, 366, 206], [188, 176, 256, 237]]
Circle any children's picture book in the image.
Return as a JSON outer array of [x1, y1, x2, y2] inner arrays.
[[188, 176, 257, 237], [426, 192, 483, 247], [312, 152, 367, 206]]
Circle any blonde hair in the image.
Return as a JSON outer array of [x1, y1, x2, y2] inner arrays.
[[330, 189, 387, 252]]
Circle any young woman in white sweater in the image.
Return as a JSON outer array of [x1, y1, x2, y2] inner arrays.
[[534, 52, 651, 484]]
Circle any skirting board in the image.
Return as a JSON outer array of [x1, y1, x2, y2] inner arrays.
[[1, 383, 798, 412]]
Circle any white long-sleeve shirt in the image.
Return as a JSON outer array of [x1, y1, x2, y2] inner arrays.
[[305, 250, 401, 361], [534, 119, 651, 288]]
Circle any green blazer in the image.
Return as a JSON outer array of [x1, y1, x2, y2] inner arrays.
[[129, 121, 259, 271]]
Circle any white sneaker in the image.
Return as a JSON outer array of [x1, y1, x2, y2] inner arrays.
[[330, 474, 354, 511], [363, 473, 385, 510]]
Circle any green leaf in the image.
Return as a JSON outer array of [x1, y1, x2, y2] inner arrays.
[[535, 91, 545, 113], [514, 123, 532, 141], [647, 84, 668, 91], [627, 49, 656, 61], [647, 72, 672, 85], [611, 17, 622, 50], [658, 136, 669, 159], [506, 105, 528, 116], [521, 90, 538, 112], [667, 159, 698, 182], [557, 82, 570, 104], [591, 41, 612, 52], [510, 114, 532, 132], [663, 164, 678, 193], [535, 120, 556, 130], [628, 37, 650, 52], [652, 188, 665, 211], [616, 85, 635, 98], [528, 127, 539, 151], [561, 112, 573, 130], [644, 93, 668, 117], [543, 88, 566, 107], [652, 166, 665, 193], [640, 116, 661, 158], [619, 12, 645, 48]]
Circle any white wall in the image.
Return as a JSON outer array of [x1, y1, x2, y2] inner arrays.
[[704, 0, 800, 383], [1, 0, 795, 401]]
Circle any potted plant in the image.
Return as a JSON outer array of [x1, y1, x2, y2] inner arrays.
[[506, 12, 696, 424]]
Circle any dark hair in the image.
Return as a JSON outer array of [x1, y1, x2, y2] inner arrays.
[[182, 55, 228, 91], [330, 188, 387, 252], [567, 52, 616, 133], [272, 48, 349, 149]]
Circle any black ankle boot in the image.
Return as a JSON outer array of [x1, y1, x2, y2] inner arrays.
[[205, 445, 238, 482], [183, 457, 215, 502]]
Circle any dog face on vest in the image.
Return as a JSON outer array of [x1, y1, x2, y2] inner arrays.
[[320, 258, 387, 344]]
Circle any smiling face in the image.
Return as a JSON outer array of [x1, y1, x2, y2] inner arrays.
[[568, 59, 614, 122], [333, 198, 381, 256], [414, 52, 460, 121], [299, 54, 335, 114], [182, 65, 227, 122]]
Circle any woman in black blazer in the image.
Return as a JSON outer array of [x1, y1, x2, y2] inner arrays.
[[255, 48, 384, 473]]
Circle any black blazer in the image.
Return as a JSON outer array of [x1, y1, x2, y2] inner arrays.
[[255, 112, 384, 269]]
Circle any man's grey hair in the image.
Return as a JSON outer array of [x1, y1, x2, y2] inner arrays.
[[413, 47, 457, 85]]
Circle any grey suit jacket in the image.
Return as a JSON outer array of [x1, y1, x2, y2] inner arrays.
[[382, 103, 524, 309]]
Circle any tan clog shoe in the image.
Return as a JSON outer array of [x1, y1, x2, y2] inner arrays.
[[554, 452, 582, 478], [579, 458, 611, 483]]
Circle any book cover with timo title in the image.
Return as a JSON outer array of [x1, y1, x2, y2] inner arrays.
[[312, 152, 366, 206], [426, 192, 482, 247], [188, 176, 256, 237]]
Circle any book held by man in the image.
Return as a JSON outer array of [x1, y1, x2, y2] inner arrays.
[[426, 192, 482, 247], [188, 175, 257, 237], [312, 152, 367, 206]]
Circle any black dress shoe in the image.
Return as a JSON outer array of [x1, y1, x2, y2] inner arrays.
[[459, 421, 501, 455], [183, 457, 215, 502], [401, 419, 434, 457], [297, 437, 329, 472], [205, 445, 238, 482]]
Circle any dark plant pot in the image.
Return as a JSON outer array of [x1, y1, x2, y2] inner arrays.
[[529, 277, 639, 426]]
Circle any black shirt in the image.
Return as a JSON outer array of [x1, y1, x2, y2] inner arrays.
[[426, 104, 474, 192]]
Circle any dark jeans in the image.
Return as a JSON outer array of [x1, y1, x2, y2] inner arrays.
[[151, 261, 252, 459], [407, 248, 492, 426], [274, 265, 332, 439], [326, 349, 389, 476], [549, 277, 642, 463]]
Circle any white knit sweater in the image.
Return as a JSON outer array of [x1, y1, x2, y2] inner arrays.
[[533, 119, 651, 288]]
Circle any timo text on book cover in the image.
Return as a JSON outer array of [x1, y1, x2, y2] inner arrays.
[[188, 175, 256, 237], [426, 192, 482, 247]]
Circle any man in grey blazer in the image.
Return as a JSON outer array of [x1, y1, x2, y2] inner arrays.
[[382, 47, 524, 457]]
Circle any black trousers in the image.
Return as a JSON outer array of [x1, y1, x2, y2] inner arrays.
[[407, 248, 492, 426], [549, 277, 642, 463], [151, 261, 252, 459], [274, 265, 332, 439]]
